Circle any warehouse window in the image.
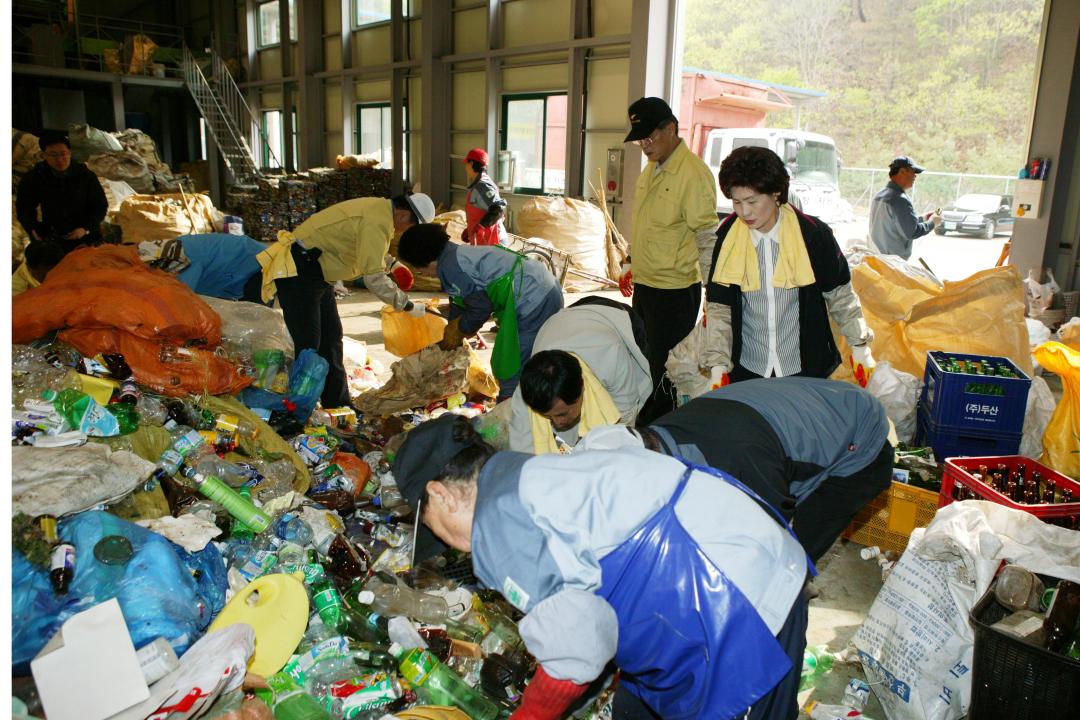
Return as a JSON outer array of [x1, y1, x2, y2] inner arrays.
[[355, 102, 408, 170], [257, 0, 297, 48], [260, 109, 298, 169], [501, 93, 567, 195], [355, 0, 409, 28]]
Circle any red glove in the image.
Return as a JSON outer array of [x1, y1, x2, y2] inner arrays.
[[618, 263, 633, 297], [390, 264, 414, 291], [510, 666, 589, 720], [709, 367, 730, 390]]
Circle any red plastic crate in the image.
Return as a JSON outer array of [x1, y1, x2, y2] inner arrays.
[[940, 456, 1080, 524]]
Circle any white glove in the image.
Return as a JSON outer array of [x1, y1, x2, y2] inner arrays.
[[851, 344, 874, 366], [404, 301, 427, 318]]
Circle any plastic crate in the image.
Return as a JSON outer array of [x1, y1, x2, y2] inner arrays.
[[940, 456, 1080, 526], [841, 480, 940, 553], [914, 406, 1021, 460], [968, 577, 1080, 719], [920, 351, 1031, 435]]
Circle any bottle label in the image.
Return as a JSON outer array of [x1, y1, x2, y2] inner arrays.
[[340, 676, 399, 715], [215, 414, 241, 433], [314, 586, 343, 612], [51, 544, 75, 572], [282, 636, 350, 684], [239, 550, 278, 580]]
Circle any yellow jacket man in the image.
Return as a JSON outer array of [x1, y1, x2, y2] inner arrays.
[[621, 97, 718, 422]]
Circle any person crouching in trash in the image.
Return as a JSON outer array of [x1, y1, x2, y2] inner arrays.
[[392, 413, 811, 720]]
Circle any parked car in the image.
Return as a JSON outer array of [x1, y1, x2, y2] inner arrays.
[[935, 193, 1014, 239]]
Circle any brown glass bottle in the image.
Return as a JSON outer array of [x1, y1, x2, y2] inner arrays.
[[1044, 581, 1080, 653]]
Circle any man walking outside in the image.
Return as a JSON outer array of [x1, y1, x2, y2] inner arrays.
[[621, 97, 719, 422], [869, 155, 941, 259]]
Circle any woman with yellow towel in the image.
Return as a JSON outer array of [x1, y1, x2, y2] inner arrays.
[[703, 146, 874, 387]]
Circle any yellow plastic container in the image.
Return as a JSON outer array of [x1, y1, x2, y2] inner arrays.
[[381, 304, 446, 358], [77, 373, 119, 405], [208, 572, 309, 676], [842, 481, 940, 554]]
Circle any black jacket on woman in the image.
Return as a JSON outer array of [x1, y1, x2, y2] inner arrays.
[[704, 209, 851, 378]]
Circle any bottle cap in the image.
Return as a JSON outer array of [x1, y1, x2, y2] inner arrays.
[[94, 535, 134, 565], [357, 590, 375, 604]]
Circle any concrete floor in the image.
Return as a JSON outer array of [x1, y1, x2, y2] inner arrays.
[[800, 539, 887, 718], [337, 283, 890, 717]]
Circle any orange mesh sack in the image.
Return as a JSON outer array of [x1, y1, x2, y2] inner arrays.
[[59, 328, 251, 397], [12, 245, 222, 346]]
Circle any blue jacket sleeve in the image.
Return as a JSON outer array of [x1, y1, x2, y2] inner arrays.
[[889, 192, 933, 240]]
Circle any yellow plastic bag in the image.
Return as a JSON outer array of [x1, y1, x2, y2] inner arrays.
[[1031, 342, 1080, 476], [834, 258, 1032, 383], [381, 303, 447, 358]]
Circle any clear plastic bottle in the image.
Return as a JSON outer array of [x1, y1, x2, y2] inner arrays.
[[358, 576, 451, 625], [158, 420, 207, 476], [136, 395, 169, 426], [276, 512, 315, 546], [194, 456, 256, 489]]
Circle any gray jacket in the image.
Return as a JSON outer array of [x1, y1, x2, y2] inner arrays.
[[869, 180, 934, 259], [470, 449, 808, 683], [509, 304, 652, 452]]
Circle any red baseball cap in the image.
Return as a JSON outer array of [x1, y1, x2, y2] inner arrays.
[[465, 148, 489, 165]]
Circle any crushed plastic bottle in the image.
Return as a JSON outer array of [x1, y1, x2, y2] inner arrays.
[[357, 575, 451, 625]]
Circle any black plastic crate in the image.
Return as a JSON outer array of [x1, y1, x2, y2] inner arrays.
[[968, 577, 1080, 719]]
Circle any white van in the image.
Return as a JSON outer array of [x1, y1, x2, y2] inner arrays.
[[701, 128, 853, 225]]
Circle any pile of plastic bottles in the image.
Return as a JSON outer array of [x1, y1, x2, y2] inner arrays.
[[10, 339, 581, 720]]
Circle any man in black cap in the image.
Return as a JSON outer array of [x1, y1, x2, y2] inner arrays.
[[16, 129, 108, 253], [868, 155, 942, 260], [622, 97, 719, 423]]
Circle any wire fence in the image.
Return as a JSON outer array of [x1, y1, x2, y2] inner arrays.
[[841, 167, 1018, 218]]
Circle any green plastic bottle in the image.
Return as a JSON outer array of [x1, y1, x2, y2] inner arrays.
[[342, 583, 391, 643], [799, 646, 836, 691], [106, 402, 140, 435], [265, 672, 332, 720], [397, 646, 500, 720], [42, 388, 120, 437], [186, 471, 272, 533], [310, 577, 347, 631]]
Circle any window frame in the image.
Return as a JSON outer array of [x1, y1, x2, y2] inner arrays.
[[256, 0, 297, 49], [500, 91, 568, 196]]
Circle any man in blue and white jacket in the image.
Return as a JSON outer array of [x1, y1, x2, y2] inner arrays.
[[392, 413, 809, 720]]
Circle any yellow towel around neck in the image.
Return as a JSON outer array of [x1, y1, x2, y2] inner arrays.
[[256, 230, 300, 302], [530, 353, 621, 455], [711, 204, 815, 292]]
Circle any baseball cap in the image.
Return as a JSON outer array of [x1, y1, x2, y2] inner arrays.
[[465, 148, 489, 166], [391, 414, 484, 560], [889, 156, 924, 174], [624, 97, 677, 142], [405, 192, 436, 224]]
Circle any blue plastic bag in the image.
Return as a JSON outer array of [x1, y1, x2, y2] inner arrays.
[[240, 348, 329, 419], [11, 511, 228, 669]]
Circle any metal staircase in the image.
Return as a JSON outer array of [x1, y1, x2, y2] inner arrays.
[[181, 46, 277, 183]]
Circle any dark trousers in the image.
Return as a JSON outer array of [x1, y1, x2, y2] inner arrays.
[[793, 440, 895, 561], [633, 282, 701, 424], [274, 245, 350, 408], [612, 582, 809, 720]]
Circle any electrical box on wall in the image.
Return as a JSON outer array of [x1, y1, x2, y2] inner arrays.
[[605, 148, 624, 204], [1012, 179, 1044, 219]]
